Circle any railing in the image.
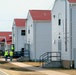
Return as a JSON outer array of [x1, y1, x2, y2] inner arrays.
[[39, 52, 61, 67]]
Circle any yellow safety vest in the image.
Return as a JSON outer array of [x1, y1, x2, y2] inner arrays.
[[11, 46, 14, 51], [10, 51, 13, 56], [4, 51, 8, 56]]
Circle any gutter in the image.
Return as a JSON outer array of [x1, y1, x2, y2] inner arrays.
[[65, 0, 67, 52], [70, 4, 73, 68]]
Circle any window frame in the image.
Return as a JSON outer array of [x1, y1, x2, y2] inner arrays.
[[21, 30, 25, 36]]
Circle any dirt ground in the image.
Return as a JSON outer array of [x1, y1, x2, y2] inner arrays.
[[23, 62, 76, 75], [0, 60, 46, 75], [0, 58, 76, 75]]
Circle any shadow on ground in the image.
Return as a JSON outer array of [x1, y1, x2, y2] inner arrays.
[[0, 61, 8, 64], [0, 66, 34, 72], [0, 61, 34, 72], [0, 60, 75, 72]]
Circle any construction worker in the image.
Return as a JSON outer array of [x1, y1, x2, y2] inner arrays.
[[11, 46, 14, 52], [4, 50, 8, 61], [9, 50, 13, 61]]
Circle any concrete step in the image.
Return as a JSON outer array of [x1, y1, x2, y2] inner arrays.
[[42, 61, 62, 68]]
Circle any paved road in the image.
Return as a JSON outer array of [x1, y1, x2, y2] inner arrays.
[[0, 70, 9, 75]]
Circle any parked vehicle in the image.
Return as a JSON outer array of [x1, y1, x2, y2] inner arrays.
[[13, 51, 21, 58]]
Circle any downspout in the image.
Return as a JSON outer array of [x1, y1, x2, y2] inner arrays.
[[65, 0, 67, 51], [34, 21, 36, 61], [65, 0, 73, 68], [70, 4, 72, 68]]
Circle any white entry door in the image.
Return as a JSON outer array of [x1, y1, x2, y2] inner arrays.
[[58, 39, 62, 52]]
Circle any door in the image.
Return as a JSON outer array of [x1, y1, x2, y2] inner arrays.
[[24, 44, 30, 51], [58, 39, 62, 60], [58, 39, 62, 52], [24, 44, 30, 57]]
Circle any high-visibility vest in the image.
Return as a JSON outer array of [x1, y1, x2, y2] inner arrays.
[[4, 51, 8, 56], [10, 51, 13, 56], [11, 46, 14, 50]]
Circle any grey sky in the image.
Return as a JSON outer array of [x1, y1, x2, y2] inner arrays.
[[0, 0, 55, 31]]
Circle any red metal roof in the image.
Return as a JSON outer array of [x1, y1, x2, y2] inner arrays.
[[29, 10, 51, 20], [0, 38, 4, 42], [14, 19, 26, 27], [0, 32, 12, 45], [68, 0, 76, 3]]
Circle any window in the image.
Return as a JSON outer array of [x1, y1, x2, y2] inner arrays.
[[21, 30, 25, 36], [58, 19, 61, 25], [58, 13, 61, 26]]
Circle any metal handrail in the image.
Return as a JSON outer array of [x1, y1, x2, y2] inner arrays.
[[39, 52, 61, 67]]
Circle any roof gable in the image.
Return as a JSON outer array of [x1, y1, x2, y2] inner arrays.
[[29, 10, 51, 21], [68, 0, 76, 3], [0, 32, 12, 44], [14, 19, 26, 27]]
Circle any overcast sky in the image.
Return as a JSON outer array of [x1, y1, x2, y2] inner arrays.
[[0, 0, 55, 31]]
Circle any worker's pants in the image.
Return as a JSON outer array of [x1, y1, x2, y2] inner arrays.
[[5, 56, 8, 61], [10, 56, 13, 61]]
